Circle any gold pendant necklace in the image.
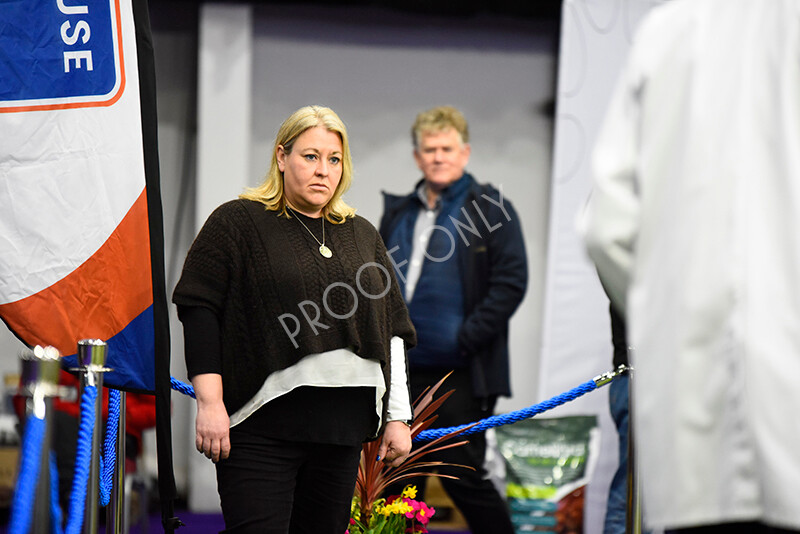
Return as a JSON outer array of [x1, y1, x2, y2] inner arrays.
[[287, 206, 332, 258]]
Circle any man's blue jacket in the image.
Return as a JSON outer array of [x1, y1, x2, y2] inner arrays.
[[379, 175, 528, 399]]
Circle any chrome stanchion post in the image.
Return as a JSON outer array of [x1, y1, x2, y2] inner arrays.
[[78, 339, 111, 534], [593, 364, 643, 533], [20, 345, 61, 534], [625, 363, 642, 534], [107, 391, 126, 534]]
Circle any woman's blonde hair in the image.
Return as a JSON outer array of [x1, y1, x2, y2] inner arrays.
[[240, 105, 355, 223]]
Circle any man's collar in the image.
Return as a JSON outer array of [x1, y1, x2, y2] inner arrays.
[[414, 172, 473, 210], [414, 181, 437, 209]]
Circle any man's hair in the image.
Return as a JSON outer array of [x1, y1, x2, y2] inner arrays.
[[411, 106, 470, 148]]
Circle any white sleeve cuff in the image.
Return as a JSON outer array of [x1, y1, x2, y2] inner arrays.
[[385, 336, 412, 422]]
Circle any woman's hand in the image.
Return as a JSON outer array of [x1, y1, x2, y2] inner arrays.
[[191, 374, 231, 463], [378, 420, 412, 467]]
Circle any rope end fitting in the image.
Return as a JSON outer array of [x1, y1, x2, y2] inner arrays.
[[593, 364, 633, 387]]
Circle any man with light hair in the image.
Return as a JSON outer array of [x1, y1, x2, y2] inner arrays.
[[380, 105, 527, 534]]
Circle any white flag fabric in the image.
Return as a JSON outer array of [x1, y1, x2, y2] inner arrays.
[[1, 0, 159, 392]]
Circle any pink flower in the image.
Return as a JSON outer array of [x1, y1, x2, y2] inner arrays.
[[401, 498, 435, 526], [413, 502, 435, 525], [403, 498, 419, 520]]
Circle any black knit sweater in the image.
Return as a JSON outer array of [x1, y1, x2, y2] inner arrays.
[[173, 199, 416, 416]]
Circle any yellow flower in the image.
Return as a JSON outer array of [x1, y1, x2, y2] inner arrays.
[[380, 500, 414, 517], [402, 485, 418, 499]]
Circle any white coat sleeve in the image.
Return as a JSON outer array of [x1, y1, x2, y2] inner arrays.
[[579, 53, 644, 316]]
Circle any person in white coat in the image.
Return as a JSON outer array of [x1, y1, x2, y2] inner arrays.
[[581, 0, 800, 532]]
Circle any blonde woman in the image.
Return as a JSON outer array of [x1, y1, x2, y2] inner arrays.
[[174, 105, 416, 534]]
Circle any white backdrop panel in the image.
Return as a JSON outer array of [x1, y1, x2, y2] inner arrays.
[[541, 0, 668, 531]]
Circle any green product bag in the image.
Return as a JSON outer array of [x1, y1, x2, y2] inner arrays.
[[496, 415, 599, 534]]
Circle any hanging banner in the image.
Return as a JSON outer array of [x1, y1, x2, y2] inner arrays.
[[2, 1, 187, 527], [0, 0, 124, 111], [0, 0, 163, 393]]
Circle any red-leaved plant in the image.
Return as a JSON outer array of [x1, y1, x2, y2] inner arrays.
[[353, 373, 476, 527]]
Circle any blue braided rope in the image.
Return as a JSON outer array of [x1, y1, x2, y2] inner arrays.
[[51, 454, 64, 534], [414, 379, 598, 443], [171, 377, 195, 398], [65, 385, 97, 534], [8, 414, 46, 534], [100, 388, 121, 507], [171, 376, 598, 442]]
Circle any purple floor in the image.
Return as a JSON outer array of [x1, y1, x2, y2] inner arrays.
[[0, 512, 470, 534], [123, 511, 469, 533], [123, 511, 469, 534], [124, 511, 225, 533]]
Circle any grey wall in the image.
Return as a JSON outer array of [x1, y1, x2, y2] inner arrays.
[[247, 5, 557, 418]]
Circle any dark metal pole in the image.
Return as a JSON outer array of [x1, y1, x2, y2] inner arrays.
[[107, 391, 126, 533], [625, 365, 642, 534]]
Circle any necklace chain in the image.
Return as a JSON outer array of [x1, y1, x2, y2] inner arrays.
[[287, 206, 332, 258]]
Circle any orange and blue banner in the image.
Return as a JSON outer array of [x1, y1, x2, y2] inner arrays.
[[0, 0, 178, 524], [0, 0, 162, 393]]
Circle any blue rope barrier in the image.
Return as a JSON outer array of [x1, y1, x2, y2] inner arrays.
[[65, 385, 97, 534], [51, 454, 64, 534], [170, 369, 625, 444], [171, 376, 195, 398], [100, 388, 121, 507], [20, 365, 593, 534], [414, 379, 598, 443], [8, 414, 46, 534], [10, 384, 126, 534]]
